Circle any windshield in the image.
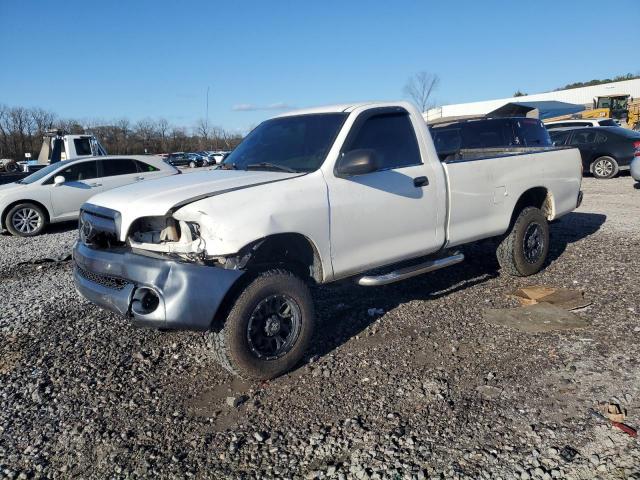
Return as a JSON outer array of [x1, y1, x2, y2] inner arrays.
[[16, 160, 72, 184], [222, 113, 347, 172]]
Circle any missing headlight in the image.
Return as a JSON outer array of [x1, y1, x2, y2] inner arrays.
[[128, 216, 206, 258]]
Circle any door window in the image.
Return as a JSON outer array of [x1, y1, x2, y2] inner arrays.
[[135, 160, 160, 172], [516, 119, 552, 147], [461, 120, 515, 147], [550, 131, 571, 146], [346, 113, 421, 170], [47, 161, 98, 183], [571, 131, 597, 145], [431, 128, 462, 154], [100, 159, 138, 177]]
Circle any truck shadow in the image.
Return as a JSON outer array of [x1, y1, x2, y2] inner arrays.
[[310, 262, 497, 360], [547, 211, 606, 263], [308, 210, 606, 362]]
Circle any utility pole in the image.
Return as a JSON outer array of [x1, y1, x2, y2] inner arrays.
[[206, 86, 210, 149]]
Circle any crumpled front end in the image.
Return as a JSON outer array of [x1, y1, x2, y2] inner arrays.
[[73, 205, 244, 330]]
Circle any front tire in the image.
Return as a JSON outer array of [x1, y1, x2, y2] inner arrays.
[[189, 161, 196, 168], [208, 269, 315, 380], [497, 207, 549, 277], [591, 156, 619, 179], [5, 203, 47, 237]]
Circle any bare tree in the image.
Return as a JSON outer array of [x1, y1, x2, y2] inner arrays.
[[0, 104, 10, 158], [0, 103, 246, 160], [195, 118, 211, 150], [114, 118, 131, 154], [403, 71, 440, 112], [156, 118, 170, 152], [170, 127, 188, 152], [134, 118, 157, 153], [31, 108, 56, 134]]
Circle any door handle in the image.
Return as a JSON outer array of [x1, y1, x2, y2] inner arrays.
[[89, 182, 102, 187], [413, 176, 429, 187], [135, 176, 145, 181]]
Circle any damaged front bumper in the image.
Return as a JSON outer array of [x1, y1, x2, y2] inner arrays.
[[72, 241, 244, 330]]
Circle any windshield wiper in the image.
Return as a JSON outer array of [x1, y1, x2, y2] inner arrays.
[[220, 162, 237, 170], [14, 180, 25, 184], [245, 162, 298, 173]]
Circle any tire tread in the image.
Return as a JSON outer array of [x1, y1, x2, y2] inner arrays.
[[497, 206, 549, 277], [206, 268, 313, 380]]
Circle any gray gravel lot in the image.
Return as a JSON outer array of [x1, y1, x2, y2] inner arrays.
[[1, 176, 639, 479]]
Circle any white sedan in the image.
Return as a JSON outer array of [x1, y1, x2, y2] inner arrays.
[[0, 155, 178, 237]]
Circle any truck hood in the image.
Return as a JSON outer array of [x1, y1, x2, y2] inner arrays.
[[85, 169, 303, 238]]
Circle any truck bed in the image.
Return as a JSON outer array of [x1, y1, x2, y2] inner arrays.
[[442, 147, 582, 248]]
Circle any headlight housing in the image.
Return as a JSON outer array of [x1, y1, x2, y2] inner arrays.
[[127, 216, 206, 258]]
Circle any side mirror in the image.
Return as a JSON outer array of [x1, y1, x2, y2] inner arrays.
[[54, 175, 65, 186], [337, 149, 380, 176]]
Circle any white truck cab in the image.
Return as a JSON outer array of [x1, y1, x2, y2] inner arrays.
[[37, 129, 107, 164], [73, 101, 583, 380]]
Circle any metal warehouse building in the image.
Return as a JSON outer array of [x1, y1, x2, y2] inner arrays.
[[425, 78, 640, 122]]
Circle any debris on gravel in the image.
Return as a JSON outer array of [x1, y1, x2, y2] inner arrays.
[[1, 177, 639, 478]]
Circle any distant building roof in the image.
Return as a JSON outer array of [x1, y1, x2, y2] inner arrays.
[[488, 101, 585, 119], [425, 78, 640, 122]]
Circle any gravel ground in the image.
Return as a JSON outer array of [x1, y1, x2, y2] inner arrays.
[[1, 176, 639, 479]]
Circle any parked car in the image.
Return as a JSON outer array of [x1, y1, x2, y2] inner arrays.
[[193, 152, 212, 165], [545, 118, 619, 130], [197, 151, 230, 165], [549, 126, 640, 179], [631, 156, 640, 186], [165, 152, 205, 168], [209, 151, 230, 164], [73, 101, 582, 380], [0, 156, 178, 237], [430, 117, 553, 161]]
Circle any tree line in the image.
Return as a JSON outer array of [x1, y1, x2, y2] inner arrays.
[[556, 73, 640, 91], [0, 104, 244, 161]]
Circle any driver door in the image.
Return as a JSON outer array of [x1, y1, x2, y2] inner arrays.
[[325, 109, 442, 278], [48, 160, 102, 219]]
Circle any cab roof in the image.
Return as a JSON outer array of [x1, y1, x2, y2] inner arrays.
[[275, 101, 415, 117]]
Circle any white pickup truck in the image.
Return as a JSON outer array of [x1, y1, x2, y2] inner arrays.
[[73, 102, 583, 379]]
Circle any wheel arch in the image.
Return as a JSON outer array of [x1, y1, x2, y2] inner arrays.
[[509, 187, 554, 226], [209, 233, 323, 331], [238, 232, 325, 283], [1, 199, 52, 230]]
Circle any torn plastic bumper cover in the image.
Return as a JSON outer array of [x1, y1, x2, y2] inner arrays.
[[73, 241, 244, 330]]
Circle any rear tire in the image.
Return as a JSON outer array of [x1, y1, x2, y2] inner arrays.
[[207, 269, 315, 380], [5, 162, 19, 173], [591, 156, 619, 179], [497, 207, 549, 277], [5, 203, 47, 237]]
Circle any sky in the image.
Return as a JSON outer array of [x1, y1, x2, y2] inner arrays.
[[1, 0, 638, 133]]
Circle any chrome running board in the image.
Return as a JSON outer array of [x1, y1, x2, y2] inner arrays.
[[357, 253, 465, 287]]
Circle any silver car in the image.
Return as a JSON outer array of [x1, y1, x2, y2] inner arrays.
[[0, 155, 178, 237], [632, 156, 640, 187]]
